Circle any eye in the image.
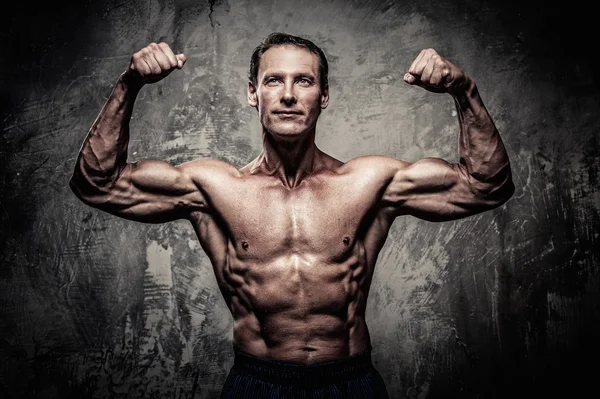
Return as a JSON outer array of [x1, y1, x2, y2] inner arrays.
[[265, 77, 281, 86], [297, 78, 312, 86]]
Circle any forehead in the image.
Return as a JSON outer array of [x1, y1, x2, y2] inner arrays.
[[258, 45, 319, 76]]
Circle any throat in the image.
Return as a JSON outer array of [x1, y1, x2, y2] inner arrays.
[[254, 131, 322, 189]]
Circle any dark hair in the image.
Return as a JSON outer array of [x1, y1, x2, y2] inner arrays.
[[249, 32, 329, 90]]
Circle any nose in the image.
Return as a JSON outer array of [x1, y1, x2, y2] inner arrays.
[[280, 82, 297, 105]]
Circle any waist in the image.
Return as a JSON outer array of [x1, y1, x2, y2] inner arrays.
[[232, 347, 375, 385]]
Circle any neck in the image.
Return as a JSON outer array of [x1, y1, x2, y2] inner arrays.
[[252, 128, 319, 188]]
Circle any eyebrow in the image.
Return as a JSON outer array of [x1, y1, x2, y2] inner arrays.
[[261, 72, 317, 81]]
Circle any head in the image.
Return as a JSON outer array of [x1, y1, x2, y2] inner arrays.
[[248, 33, 330, 140], [249, 32, 329, 91]]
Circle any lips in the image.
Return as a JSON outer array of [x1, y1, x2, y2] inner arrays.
[[273, 110, 303, 116]]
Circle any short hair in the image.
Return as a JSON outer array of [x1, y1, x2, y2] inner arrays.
[[249, 32, 329, 90]]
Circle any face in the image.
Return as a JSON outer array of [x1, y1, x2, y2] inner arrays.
[[248, 45, 329, 140]]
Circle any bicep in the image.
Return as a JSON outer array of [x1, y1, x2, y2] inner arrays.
[[382, 158, 495, 221], [91, 159, 207, 223]]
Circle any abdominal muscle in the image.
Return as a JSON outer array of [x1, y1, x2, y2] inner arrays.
[[223, 249, 372, 364]]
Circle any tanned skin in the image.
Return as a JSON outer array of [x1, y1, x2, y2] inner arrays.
[[70, 42, 514, 365]]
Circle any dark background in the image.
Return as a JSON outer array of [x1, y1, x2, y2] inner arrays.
[[2, 0, 599, 398]]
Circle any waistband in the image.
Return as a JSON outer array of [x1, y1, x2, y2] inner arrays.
[[232, 347, 374, 385]]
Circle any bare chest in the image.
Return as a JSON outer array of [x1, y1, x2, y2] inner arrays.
[[208, 177, 375, 260]]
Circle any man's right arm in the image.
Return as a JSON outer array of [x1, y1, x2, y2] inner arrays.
[[70, 42, 207, 223]]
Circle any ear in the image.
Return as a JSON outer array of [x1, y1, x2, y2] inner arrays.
[[320, 86, 329, 109], [248, 82, 258, 107]]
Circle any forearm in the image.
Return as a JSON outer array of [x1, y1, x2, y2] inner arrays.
[[71, 74, 140, 195], [453, 78, 512, 196]]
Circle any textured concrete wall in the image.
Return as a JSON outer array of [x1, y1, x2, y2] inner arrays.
[[1, 0, 599, 398]]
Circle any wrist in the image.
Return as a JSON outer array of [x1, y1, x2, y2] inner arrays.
[[119, 70, 144, 94], [449, 75, 474, 96], [450, 77, 479, 111]]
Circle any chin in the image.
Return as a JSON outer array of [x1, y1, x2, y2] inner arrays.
[[266, 123, 307, 140], [268, 130, 305, 141]]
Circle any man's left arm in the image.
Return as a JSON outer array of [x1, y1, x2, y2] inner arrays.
[[380, 48, 514, 222]]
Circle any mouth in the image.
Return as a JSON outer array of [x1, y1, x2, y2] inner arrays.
[[273, 110, 303, 117]]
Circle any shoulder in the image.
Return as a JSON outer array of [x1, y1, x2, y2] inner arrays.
[[323, 155, 412, 196], [174, 159, 243, 191], [339, 155, 409, 178], [176, 159, 241, 177]]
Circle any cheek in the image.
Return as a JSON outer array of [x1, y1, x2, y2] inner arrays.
[[305, 95, 323, 112], [258, 93, 275, 109], [258, 101, 272, 122]]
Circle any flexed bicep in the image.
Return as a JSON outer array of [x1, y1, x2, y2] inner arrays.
[[396, 48, 514, 221], [69, 41, 209, 223], [382, 158, 508, 222], [71, 159, 209, 223]]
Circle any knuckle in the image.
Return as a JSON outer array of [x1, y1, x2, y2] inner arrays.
[[427, 48, 439, 58]]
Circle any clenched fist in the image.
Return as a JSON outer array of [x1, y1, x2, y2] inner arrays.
[[403, 48, 469, 95], [123, 42, 187, 88]]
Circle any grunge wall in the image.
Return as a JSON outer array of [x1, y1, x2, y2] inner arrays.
[[1, 0, 599, 397]]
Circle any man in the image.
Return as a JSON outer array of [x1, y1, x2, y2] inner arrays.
[[70, 32, 514, 398]]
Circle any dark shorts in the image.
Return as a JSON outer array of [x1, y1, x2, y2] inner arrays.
[[220, 348, 390, 399]]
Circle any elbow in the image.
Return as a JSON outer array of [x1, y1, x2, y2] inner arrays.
[[468, 160, 514, 208], [492, 178, 515, 208], [69, 175, 87, 201], [493, 163, 515, 205], [69, 173, 95, 206], [69, 169, 85, 200], [69, 170, 112, 207], [476, 172, 515, 210]]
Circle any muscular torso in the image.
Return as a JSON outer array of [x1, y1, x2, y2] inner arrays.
[[187, 153, 396, 364]]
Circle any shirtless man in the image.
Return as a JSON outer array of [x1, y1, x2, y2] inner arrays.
[[70, 33, 514, 398]]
